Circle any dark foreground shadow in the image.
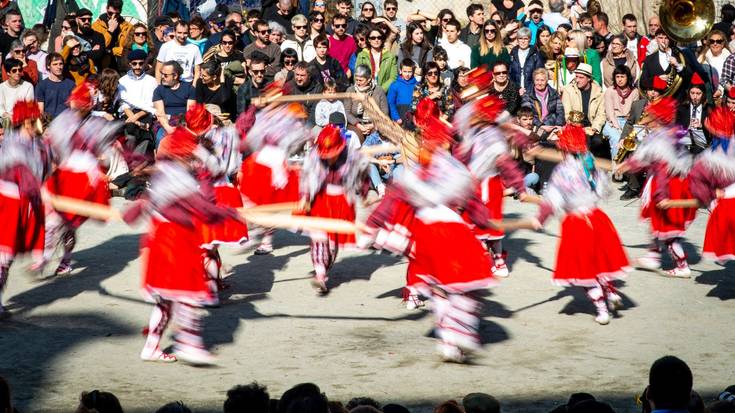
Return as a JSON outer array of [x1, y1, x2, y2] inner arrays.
[[695, 262, 735, 300]]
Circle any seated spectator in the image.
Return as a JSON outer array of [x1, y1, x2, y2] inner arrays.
[[75, 390, 124, 413], [314, 79, 347, 127], [203, 30, 246, 86], [343, 64, 389, 138], [362, 118, 402, 197], [387, 59, 418, 124], [60, 35, 96, 85], [471, 20, 510, 69], [348, 25, 370, 78], [451, 66, 472, 107], [92, 69, 121, 120], [676, 80, 713, 154], [223, 382, 270, 413], [22, 30, 48, 80], [558, 47, 581, 88], [237, 53, 269, 113], [603, 65, 639, 159], [155, 401, 192, 413], [196, 60, 236, 122], [562, 63, 607, 158], [355, 28, 398, 92], [568, 400, 616, 413], [187, 16, 210, 56], [347, 397, 381, 411], [119, 22, 157, 75], [285, 61, 324, 125], [646, 356, 693, 413], [74, 8, 107, 70], [432, 47, 454, 85], [54, 14, 77, 53], [310, 34, 349, 91], [281, 14, 316, 62], [269, 21, 288, 46], [264, 0, 297, 35], [243, 19, 283, 81], [489, 61, 520, 115], [309, 11, 326, 40], [328, 0, 359, 35], [398, 23, 434, 75], [412, 61, 454, 121], [601, 35, 638, 88], [328, 107, 360, 151], [462, 393, 501, 413], [0, 58, 34, 120], [509, 27, 546, 93], [275, 48, 299, 83], [153, 60, 196, 139], [35, 53, 76, 118], [521, 68, 564, 139], [2, 40, 39, 86], [118, 49, 159, 154]]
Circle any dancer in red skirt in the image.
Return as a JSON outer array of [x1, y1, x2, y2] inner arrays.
[[616, 97, 697, 277], [298, 124, 369, 294], [42, 82, 121, 275], [123, 127, 242, 365], [239, 104, 306, 254], [0, 101, 50, 315], [535, 124, 631, 325]]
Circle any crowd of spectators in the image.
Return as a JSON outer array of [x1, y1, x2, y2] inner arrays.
[[1, 0, 735, 198], [2, 356, 735, 413]]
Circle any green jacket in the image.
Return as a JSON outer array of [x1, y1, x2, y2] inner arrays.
[[355, 49, 398, 92], [584, 48, 602, 86]]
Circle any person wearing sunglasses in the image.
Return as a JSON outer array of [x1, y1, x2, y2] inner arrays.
[[203, 30, 246, 86], [327, 14, 357, 77], [281, 14, 316, 62], [90, 0, 134, 63], [308, 10, 326, 39], [274, 47, 299, 82], [411, 61, 454, 121], [61, 35, 97, 85], [381, 0, 405, 40], [119, 22, 156, 74], [2, 40, 39, 86], [489, 61, 520, 115], [242, 19, 282, 80], [355, 28, 398, 91], [700, 29, 730, 96], [471, 20, 509, 69], [118, 49, 158, 154], [327, 0, 358, 35], [74, 8, 107, 70]]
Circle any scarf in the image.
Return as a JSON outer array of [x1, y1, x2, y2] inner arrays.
[[614, 85, 633, 105], [354, 80, 376, 116], [535, 87, 549, 121], [131, 43, 149, 54]]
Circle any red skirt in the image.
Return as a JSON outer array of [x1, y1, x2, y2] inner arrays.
[[703, 198, 735, 262], [553, 208, 630, 285], [0, 182, 44, 264], [410, 210, 495, 293], [199, 185, 249, 248], [641, 176, 696, 239], [45, 168, 110, 228], [300, 186, 356, 247], [464, 176, 505, 240], [239, 157, 300, 206], [142, 218, 215, 305]]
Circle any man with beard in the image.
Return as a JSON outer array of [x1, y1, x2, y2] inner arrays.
[[286, 61, 323, 126], [74, 9, 108, 70], [0, 9, 23, 58], [236, 53, 268, 112], [119, 49, 158, 155], [153, 60, 196, 139], [91, 0, 133, 69]]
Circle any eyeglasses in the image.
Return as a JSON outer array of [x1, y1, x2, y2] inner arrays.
[[493, 70, 508, 75], [294, 25, 307, 30], [251, 69, 265, 75], [314, 1, 326, 5], [710, 38, 725, 44], [9, 68, 21, 74], [485, 28, 496, 33], [284, 58, 297, 64], [426, 70, 439, 76], [13, 49, 24, 54], [441, 18, 451, 22], [493, 19, 502, 24], [334, 23, 347, 28], [78, 17, 91, 22], [586, 36, 593, 39], [385, 6, 396, 10], [130, 61, 144, 66], [134, 31, 147, 36], [259, 29, 271, 34], [362, 7, 374, 11], [167, 34, 175, 39], [221, 40, 234, 45], [313, 18, 324, 22], [369, 35, 382, 40], [62, 25, 72, 30]]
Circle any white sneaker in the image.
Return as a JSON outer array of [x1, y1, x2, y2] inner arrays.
[[637, 254, 661, 270], [175, 347, 216, 365], [663, 266, 691, 278], [595, 312, 611, 325], [493, 263, 509, 278], [140, 349, 177, 363], [438, 343, 465, 363], [405, 294, 425, 310]]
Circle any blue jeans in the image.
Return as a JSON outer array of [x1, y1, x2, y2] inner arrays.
[[602, 116, 626, 159], [368, 163, 403, 188]]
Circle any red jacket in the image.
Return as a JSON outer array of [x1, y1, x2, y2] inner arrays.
[[638, 36, 651, 68]]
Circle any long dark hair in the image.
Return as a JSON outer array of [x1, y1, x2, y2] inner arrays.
[[400, 23, 431, 63]]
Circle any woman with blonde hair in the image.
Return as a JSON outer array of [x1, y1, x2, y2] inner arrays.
[[470, 20, 510, 69], [542, 32, 566, 90], [118, 22, 156, 74], [566, 29, 602, 85]]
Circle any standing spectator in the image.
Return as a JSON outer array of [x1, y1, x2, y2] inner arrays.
[[243, 20, 282, 81], [187, 16, 210, 56], [119, 23, 157, 74], [274, 48, 298, 82], [440, 19, 471, 69], [521, 68, 564, 136], [329, 0, 358, 35], [343, 64, 389, 138], [646, 356, 693, 413], [543, 0, 570, 31], [2, 41, 39, 86], [702, 30, 730, 87], [268, 22, 287, 46], [91, 0, 133, 67], [61, 35, 97, 84], [118, 49, 157, 154], [489, 61, 520, 114], [0, 9, 23, 58], [264, 0, 296, 35], [22, 31, 48, 80], [522, 0, 548, 46], [509, 27, 545, 94], [561, 63, 607, 158], [196, 60, 236, 122], [0, 59, 34, 119], [398, 23, 433, 76], [602, 65, 639, 158], [601, 35, 639, 88], [309, 34, 349, 91], [676, 81, 712, 154], [156, 20, 203, 84], [460, 4, 485, 50], [621, 14, 645, 66], [153, 60, 196, 138], [644, 16, 661, 55], [471, 20, 510, 69], [36, 53, 76, 118], [355, 28, 398, 92], [382, 0, 405, 41], [309, 11, 326, 40], [566, 29, 603, 86], [285, 61, 323, 125], [593, 12, 613, 48], [328, 14, 357, 77], [415, 9, 457, 47], [358, 2, 377, 25], [151, 16, 173, 50], [74, 9, 108, 70], [236, 54, 268, 113], [281, 14, 315, 62], [412, 61, 454, 120], [387, 59, 417, 124]]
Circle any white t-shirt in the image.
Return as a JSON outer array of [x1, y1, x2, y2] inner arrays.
[[439, 39, 472, 69], [156, 41, 203, 83]]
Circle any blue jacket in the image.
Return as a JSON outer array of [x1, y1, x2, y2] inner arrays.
[[509, 46, 546, 92], [386, 76, 417, 121], [521, 85, 565, 127]]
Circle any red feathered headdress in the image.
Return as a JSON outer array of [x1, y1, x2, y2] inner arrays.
[[461, 66, 493, 99], [557, 124, 587, 153], [185, 104, 213, 136], [421, 115, 453, 151], [652, 76, 668, 92], [474, 94, 506, 123], [705, 106, 735, 138], [67, 82, 95, 111], [11, 100, 41, 126], [646, 96, 677, 124], [413, 98, 440, 127], [316, 125, 346, 159], [157, 127, 199, 161]]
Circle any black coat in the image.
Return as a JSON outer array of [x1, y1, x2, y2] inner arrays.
[[675, 101, 713, 150], [509, 46, 546, 91], [639, 48, 692, 100]]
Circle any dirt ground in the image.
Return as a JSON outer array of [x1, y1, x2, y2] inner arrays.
[[1, 194, 734, 413]]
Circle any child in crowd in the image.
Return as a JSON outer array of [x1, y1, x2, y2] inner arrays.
[[432, 46, 454, 86], [387, 59, 418, 125], [314, 79, 346, 127], [310, 34, 350, 92]]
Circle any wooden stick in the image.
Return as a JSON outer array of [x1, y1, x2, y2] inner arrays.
[[527, 147, 613, 171], [241, 211, 360, 234], [658, 199, 701, 209], [45, 194, 122, 221], [489, 217, 539, 231], [240, 202, 298, 214], [252, 92, 359, 106], [360, 144, 400, 156]]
